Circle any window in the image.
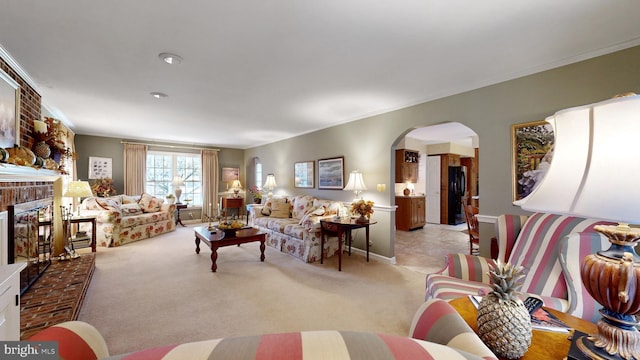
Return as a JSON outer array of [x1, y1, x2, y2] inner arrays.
[[146, 151, 202, 206], [255, 162, 262, 189]]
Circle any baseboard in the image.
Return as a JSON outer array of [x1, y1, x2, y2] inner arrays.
[[347, 247, 396, 264]]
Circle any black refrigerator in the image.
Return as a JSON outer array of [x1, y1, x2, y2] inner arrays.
[[448, 166, 466, 225]]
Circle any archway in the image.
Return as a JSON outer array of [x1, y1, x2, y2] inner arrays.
[[391, 122, 479, 273]]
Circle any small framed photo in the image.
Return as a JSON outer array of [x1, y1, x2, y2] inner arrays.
[[318, 156, 344, 190], [511, 120, 554, 201], [0, 68, 20, 148], [294, 161, 315, 188]]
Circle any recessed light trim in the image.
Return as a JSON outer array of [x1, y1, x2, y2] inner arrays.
[[150, 92, 168, 99], [159, 52, 183, 65]]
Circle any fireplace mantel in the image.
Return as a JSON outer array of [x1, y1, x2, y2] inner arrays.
[[0, 163, 61, 182]]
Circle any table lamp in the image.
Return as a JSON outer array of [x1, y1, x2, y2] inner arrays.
[[172, 176, 185, 203], [264, 174, 277, 197], [63, 180, 93, 216], [516, 93, 640, 360], [343, 170, 367, 202], [231, 179, 242, 198]]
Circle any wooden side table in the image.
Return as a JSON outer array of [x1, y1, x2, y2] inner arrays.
[[222, 197, 244, 218], [175, 203, 188, 227], [319, 218, 376, 271], [449, 297, 597, 360]]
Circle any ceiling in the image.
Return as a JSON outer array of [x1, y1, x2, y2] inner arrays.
[[1, 1, 639, 149]]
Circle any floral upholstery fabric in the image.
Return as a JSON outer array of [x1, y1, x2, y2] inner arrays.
[[291, 195, 315, 219], [138, 193, 164, 213], [249, 197, 345, 263], [81, 196, 176, 247]]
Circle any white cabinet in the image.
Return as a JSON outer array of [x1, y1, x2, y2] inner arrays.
[[0, 263, 26, 340]]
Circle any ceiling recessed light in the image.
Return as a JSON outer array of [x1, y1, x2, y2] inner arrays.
[[150, 92, 168, 99], [159, 52, 183, 65]]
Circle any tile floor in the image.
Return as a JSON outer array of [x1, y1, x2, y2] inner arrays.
[[394, 222, 470, 274]]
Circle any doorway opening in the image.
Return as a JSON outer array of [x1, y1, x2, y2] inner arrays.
[[392, 122, 479, 274]]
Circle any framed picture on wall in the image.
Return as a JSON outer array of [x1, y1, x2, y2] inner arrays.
[[318, 156, 344, 190], [0, 68, 20, 148], [222, 167, 239, 183], [294, 161, 315, 188], [511, 120, 554, 201], [88, 157, 113, 179]]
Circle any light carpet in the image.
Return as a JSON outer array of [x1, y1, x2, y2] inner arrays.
[[78, 224, 427, 355]]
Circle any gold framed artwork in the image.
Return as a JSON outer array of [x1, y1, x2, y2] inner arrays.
[[221, 167, 239, 182], [511, 120, 554, 201], [294, 161, 315, 188], [0, 68, 20, 148], [318, 156, 344, 190]]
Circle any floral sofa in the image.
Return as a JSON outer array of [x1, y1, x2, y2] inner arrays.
[[248, 195, 346, 263], [80, 193, 176, 247], [29, 298, 498, 360]]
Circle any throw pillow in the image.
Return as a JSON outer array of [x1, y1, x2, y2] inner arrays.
[[291, 195, 314, 219], [261, 197, 288, 216], [96, 198, 120, 212], [121, 203, 143, 216], [298, 205, 326, 225], [138, 193, 164, 213], [121, 195, 139, 204], [269, 201, 291, 218]]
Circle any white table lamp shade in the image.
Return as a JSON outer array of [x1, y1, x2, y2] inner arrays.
[[344, 170, 367, 200], [516, 94, 640, 224], [171, 176, 185, 187]]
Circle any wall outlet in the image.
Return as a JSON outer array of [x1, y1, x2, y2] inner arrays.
[[189, 212, 193, 219]]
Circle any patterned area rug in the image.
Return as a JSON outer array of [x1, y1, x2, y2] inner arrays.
[[19, 252, 96, 339]]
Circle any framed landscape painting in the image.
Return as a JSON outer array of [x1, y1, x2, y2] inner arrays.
[[511, 120, 554, 201], [0, 68, 20, 148], [294, 161, 314, 188], [318, 156, 344, 190]]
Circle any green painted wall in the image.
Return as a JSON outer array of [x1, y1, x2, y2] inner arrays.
[[244, 45, 640, 259]]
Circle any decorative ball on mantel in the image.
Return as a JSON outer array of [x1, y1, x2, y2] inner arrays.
[[33, 141, 51, 158]]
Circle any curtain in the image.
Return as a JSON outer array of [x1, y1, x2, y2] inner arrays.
[[124, 143, 147, 195], [201, 149, 219, 222]]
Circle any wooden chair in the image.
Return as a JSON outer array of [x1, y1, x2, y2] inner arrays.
[[463, 204, 480, 255]]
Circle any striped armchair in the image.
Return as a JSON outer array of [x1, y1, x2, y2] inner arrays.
[[30, 299, 497, 360], [425, 212, 612, 321]]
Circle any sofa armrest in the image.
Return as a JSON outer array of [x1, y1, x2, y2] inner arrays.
[[410, 299, 497, 359], [81, 208, 121, 224], [436, 253, 495, 283], [29, 321, 109, 360], [161, 203, 176, 213]]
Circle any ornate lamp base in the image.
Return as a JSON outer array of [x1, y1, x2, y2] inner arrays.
[[578, 224, 640, 360]]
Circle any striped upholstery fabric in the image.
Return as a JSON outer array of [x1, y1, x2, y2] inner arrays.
[[28, 321, 109, 360], [32, 319, 493, 360], [410, 299, 497, 360], [426, 212, 612, 314], [426, 274, 492, 301], [507, 213, 612, 308], [106, 331, 489, 359], [558, 232, 610, 322], [494, 214, 529, 262]]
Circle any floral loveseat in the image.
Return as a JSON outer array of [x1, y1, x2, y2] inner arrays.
[[29, 298, 498, 360], [80, 193, 176, 247], [248, 195, 346, 263]]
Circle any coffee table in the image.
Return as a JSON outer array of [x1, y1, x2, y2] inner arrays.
[[193, 226, 266, 272], [449, 296, 597, 360]]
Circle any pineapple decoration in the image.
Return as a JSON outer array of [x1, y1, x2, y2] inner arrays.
[[477, 260, 532, 359]]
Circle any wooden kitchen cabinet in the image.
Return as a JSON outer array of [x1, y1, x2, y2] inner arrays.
[[395, 149, 419, 183], [395, 196, 426, 231]]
